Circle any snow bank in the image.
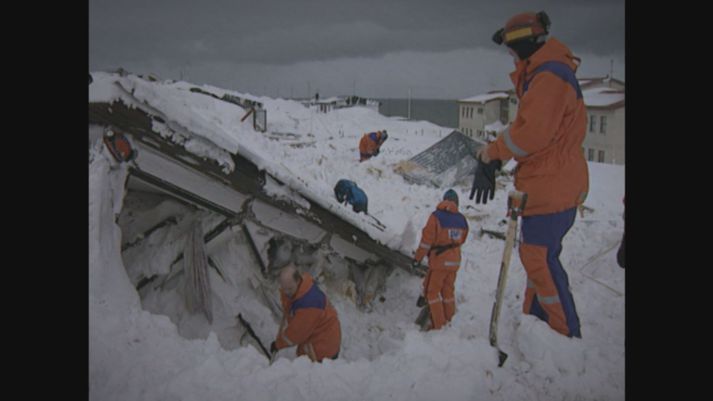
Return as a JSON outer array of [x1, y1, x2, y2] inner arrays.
[[89, 74, 625, 401]]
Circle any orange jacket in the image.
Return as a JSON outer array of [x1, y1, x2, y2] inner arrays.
[[359, 131, 385, 160], [414, 200, 469, 271], [274, 273, 341, 361], [486, 38, 589, 216]]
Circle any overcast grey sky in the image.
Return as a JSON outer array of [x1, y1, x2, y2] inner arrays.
[[89, 0, 625, 99]]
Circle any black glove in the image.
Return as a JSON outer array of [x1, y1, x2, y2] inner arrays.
[[411, 260, 420, 270], [417, 295, 427, 308], [469, 158, 502, 204], [270, 341, 278, 354]]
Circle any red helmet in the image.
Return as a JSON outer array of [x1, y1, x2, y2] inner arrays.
[[492, 11, 550, 46]]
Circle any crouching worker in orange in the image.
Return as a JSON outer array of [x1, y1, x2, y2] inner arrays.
[[412, 189, 469, 330], [270, 264, 341, 362], [359, 130, 388, 161]]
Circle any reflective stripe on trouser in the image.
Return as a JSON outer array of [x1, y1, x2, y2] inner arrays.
[[423, 269, 458, 330], [519, 208, 581, 338]]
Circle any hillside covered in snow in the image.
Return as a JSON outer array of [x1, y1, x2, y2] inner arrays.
[[89, 72, 625, 401]]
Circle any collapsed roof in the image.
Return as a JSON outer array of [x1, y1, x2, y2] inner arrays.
[[89, 74, 420, 280], [394, 130, 487, 188]]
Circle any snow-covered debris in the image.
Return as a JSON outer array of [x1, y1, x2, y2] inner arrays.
[[395, 131, 487, 189], [89, 72, 625, 401]]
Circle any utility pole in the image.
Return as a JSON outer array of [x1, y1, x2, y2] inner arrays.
[[408, 88, 412, 120], [180, 60, 190, 82]]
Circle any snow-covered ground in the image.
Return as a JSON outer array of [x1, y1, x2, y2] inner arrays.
[[89, 73, 625, 401]]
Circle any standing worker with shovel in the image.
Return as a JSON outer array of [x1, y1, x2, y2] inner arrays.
[[472, 10, 589, 349]]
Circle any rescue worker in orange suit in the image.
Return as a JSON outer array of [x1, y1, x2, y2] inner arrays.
[[270, 264, 341, 361], [474, 11, 587, 338], [359, 130, 388, 161], [412, 189, 469, 330]]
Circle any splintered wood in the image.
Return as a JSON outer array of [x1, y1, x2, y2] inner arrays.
[[184, 220, 213, 323]]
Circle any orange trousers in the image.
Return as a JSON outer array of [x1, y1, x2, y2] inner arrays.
[[423, 269, 457, 330]]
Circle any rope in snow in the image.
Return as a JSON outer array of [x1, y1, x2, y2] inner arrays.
[[573, 241, 623, 297], [578, 270, 623, 297], [577, 241, 620, 273]]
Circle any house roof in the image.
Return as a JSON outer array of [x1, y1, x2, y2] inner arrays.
[[579, 76, 625, 89], [458, 92, 510, 104], [88, 98, 417, 274], [396, 131, 487, 188], [583, 87, 625, 109]]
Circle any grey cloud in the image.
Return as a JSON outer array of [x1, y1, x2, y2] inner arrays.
[[90, 0, 623, 66], [89, 0, 624, 98]]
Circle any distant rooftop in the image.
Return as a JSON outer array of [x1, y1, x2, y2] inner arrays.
[[458, 92, 510, 104]]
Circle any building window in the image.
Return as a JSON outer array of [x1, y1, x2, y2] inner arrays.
[[598, 150, 605, 163], [589, 115, 596, 132], [600, 116, 607, 134], [471, 108, 474, 118], [510, 98, 517, 104], [588, 149, 595, 161], [478, 108, 483, 114]]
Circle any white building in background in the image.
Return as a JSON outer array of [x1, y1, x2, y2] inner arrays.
[[456, 92, 511, 140], [580, 77, 625, 165], [458, 75, 625, 165], [303, 95, 380, 113]]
